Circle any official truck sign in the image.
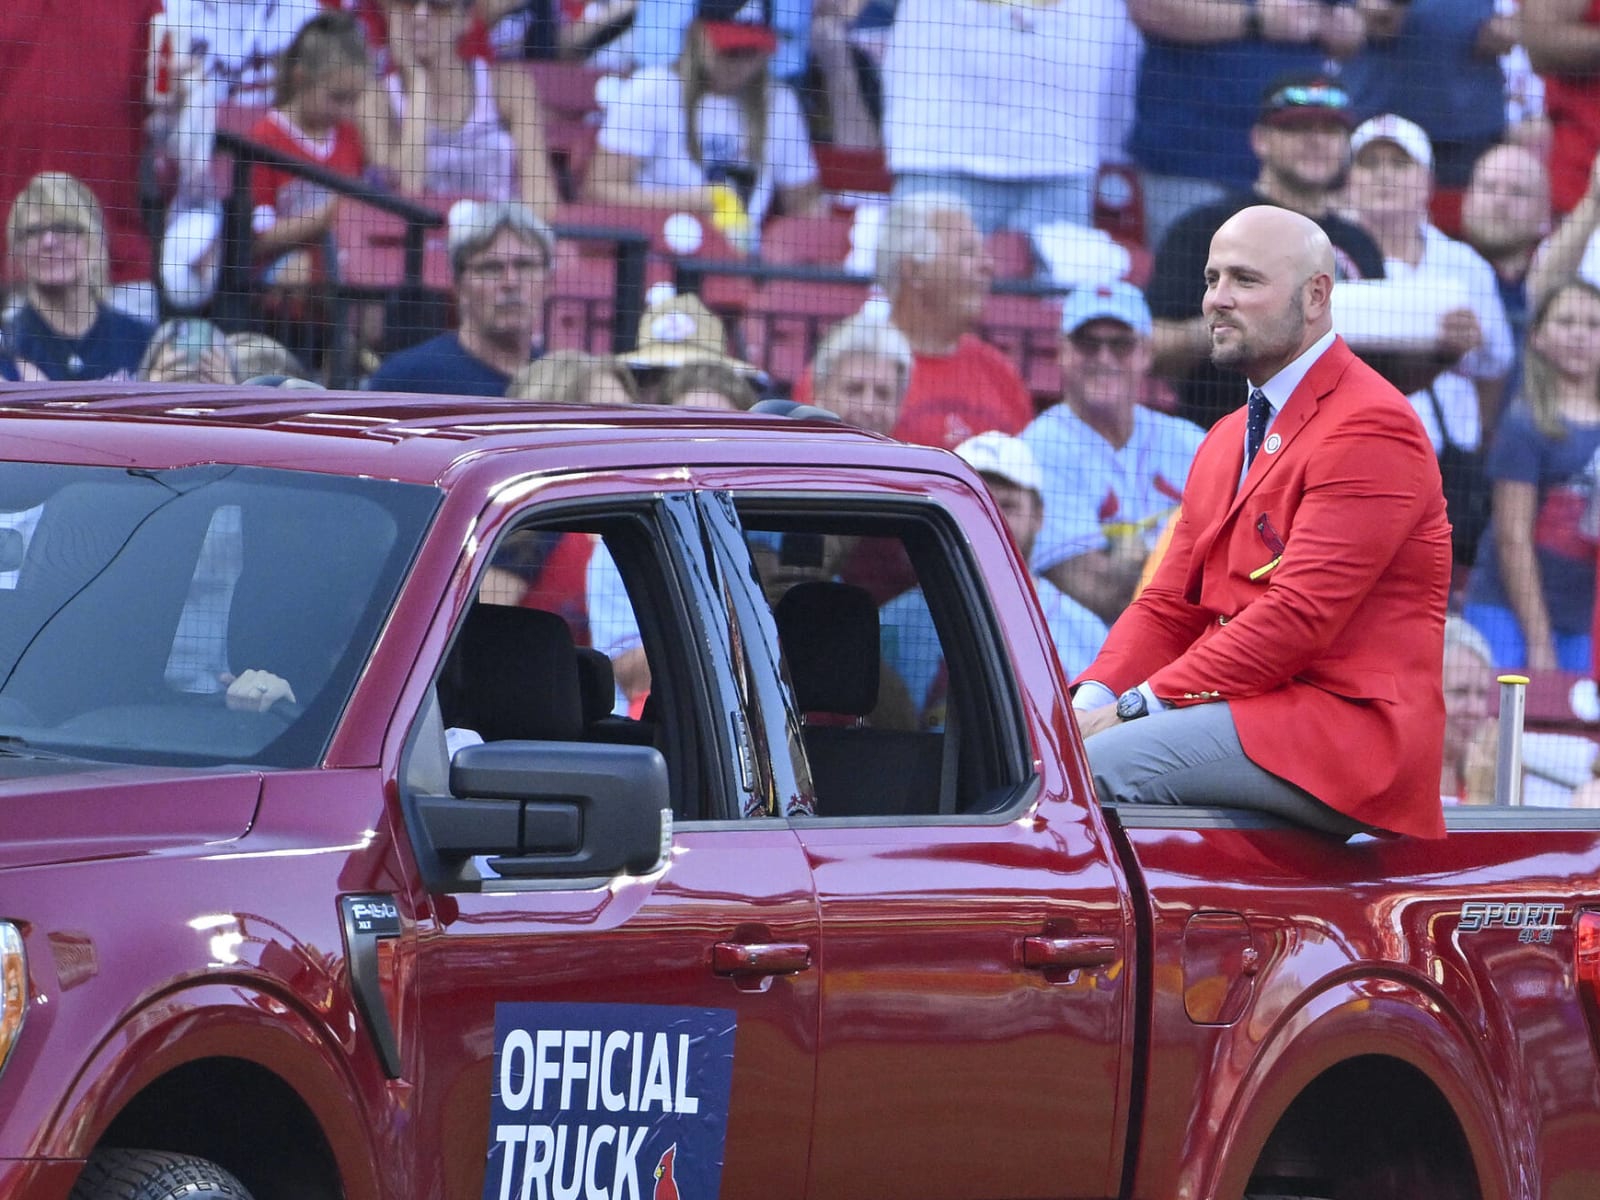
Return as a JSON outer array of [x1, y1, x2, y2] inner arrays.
[[484, 1003, 737, 1200]]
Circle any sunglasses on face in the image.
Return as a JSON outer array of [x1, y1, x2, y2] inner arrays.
[[1068, 330, 1140, 360]]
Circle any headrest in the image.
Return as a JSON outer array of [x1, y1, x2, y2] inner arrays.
[[575, 646, 617, 725], [774, 580, 879, 717], [440, 605, 583, 742]]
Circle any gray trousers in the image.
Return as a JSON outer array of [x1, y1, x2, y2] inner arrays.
[[1087, 701, 1365, 839]]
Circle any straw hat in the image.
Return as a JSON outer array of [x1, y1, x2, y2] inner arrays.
[[622, 293, 762, 375]]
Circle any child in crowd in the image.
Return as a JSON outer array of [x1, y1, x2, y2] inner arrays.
[[1463, 279, 1600, 672], [248, 11, 371, 291]]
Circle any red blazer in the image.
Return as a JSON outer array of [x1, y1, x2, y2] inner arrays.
[[1076, 338, 1452, 838]]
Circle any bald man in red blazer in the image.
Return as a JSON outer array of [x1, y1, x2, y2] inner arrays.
[[1074, 206, 1452, 839]]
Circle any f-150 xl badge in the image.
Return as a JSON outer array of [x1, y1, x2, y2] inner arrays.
[[1459, 901, 1566, 943], [485, 1002, 735, 1200]]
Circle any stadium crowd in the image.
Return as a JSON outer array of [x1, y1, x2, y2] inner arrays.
[[7, 0, 1600, 804]]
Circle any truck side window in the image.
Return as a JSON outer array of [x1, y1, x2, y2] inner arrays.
[[740, 510, 1031, 819]]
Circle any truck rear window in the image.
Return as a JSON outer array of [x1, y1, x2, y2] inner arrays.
[[0, 462, 437, 768]]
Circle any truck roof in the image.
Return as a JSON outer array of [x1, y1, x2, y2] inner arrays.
[[0, 382, 955, 489]]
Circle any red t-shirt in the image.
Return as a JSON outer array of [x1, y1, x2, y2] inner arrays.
[[1545, 0, 1600, 214], [0, 0, 161, 284], [248, 109, 365, 219], [795, 332, 1035, 450]]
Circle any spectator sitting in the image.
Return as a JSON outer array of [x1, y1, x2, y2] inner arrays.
[[365, 0, 557, 213], [810, 309, 911, 435], [1126, 0, 1367, 247], [880, 432, 1108, 721], [226, 331, 313, 383], [1460, 141, 1551, 383], [508, 350, 641, 403], [247, 11, 371, 295], [585, 0, 822, 252], [1441, 613, 1498, 806], [880, 0, 1138, 238], [794, 194, 1035, 450], [1146, 72, 1386, 430], [1462, 279, 1600, 672], [136, 318, 241, 385], [1022, 282, 1203, 625], [660, 359, 762, 409], [597, 0, 812, 82], [366, 199, 554, 395], [618, 290, 765, 402], [4, 172, 155, 382]]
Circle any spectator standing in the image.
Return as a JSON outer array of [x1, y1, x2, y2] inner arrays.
[[879, 0, 1138, 237], [1522, 0, 1600, 215], [366, 199, 554, 394], [810, 310, 911, 435], [1022, 282, 1203, 625], [1460, 141, 1551, 376], [367, 0, 557, 213], [1146, 73, 1386, 430], [795, 194, 1034, 450], [586, 0, 821, 247], [1125, 0, 1367, 246], [1341, 113, 1514, 538], [4, 173, 155, 382], [1338, 0, 1511, 226], [1463, 279, 1600, 672], [880, 432, 1108, 718]]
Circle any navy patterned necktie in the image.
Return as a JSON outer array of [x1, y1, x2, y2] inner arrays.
[[1245, 388, 1271, 468]]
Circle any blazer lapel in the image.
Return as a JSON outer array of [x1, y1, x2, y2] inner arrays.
[[1227, 338, 1352, 514]]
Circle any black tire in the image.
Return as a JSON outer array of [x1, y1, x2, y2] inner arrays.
[[69, 1149, 254, 1200]]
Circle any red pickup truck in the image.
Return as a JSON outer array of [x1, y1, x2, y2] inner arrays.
[[0, 383, 1594, 1200]]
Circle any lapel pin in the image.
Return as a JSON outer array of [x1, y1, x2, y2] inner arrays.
[[1264, 433, 1282, 455]]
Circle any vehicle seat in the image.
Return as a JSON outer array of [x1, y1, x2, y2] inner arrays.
[[576, 645, 656, 745], [775, 581, 944, 817], [438, 604, 583, 743]]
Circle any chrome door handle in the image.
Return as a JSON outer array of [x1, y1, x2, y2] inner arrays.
[[1021, 935, 1118, 971]]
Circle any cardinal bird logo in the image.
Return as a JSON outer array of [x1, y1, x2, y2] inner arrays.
[[653, 1144, 680, 1200]]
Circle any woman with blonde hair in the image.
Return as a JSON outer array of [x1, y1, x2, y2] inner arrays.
[[585, 0, 820, 249], [507, 350, 640, 405], [5, 172, 154, 381]]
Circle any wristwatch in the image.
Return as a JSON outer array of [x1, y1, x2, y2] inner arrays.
[[1116, 688, 1149, 721]]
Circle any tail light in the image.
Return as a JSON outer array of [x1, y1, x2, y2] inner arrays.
[[1575, 909, 1600, 1017]]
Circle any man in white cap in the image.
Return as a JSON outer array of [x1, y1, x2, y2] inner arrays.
[[1021, 282, 1202, 624], [1345, 113, 1512, 400], [881, 431, 1107, 720]]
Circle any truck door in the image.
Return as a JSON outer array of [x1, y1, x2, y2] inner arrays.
[[392, 488, 819, 1200], [701, 480, 1136, 1200]]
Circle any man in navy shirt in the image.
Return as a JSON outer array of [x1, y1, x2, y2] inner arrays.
[[366, 201, 552, 396]]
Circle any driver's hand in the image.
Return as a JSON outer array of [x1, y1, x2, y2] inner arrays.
[[220, 669, 297, 713]]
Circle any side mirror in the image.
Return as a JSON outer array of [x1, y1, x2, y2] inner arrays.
[[417, 740, 669, 879]]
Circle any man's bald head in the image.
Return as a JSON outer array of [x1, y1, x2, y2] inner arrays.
[[1202, 205, 1336, 383]]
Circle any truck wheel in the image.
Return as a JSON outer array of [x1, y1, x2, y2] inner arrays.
[[69, 1149, 255, 1200]]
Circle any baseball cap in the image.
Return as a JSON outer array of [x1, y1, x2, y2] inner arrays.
[[1258, 72, 1355, 130], [696, 0, 778, 54], [955, 432, 1044, 496], [1059, 281, 1152, 337], [622, 292, 764, 376], [1350, 113, 1434, 170]]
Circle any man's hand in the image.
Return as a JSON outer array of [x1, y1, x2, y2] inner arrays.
[[1076, 703, 1122, 739], [221, 669, 297, 713], [1436, 308, 1484, 364]]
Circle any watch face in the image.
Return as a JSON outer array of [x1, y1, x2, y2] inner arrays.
[[1116, 689, 1147, 720]]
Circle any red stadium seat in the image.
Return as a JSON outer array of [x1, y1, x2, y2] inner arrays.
[[1092, 162, 1146, 249], [740, 279, 872, 390], [814, 144, 894, 199], [985, 229, 1036, 281], [760, 212, 854, 268]]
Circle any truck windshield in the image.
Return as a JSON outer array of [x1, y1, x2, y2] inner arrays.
[[0, 462, 438, 768]]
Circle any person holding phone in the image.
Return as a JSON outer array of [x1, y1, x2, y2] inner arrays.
[[136, 319, 241, 384]]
